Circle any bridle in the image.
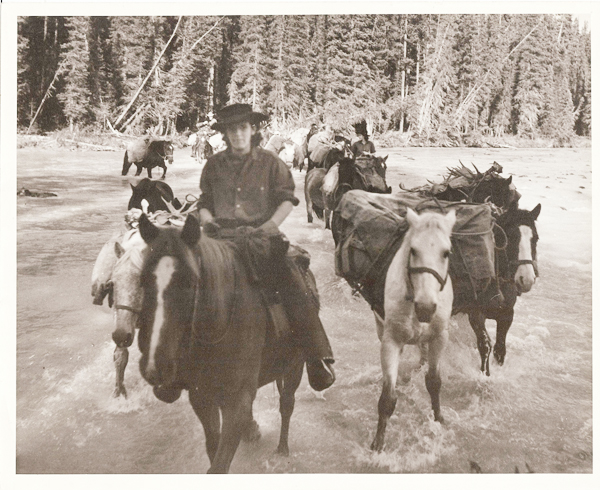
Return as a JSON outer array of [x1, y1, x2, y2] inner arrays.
[[114, 303, 142, 315], [405, 253, 450, 301]]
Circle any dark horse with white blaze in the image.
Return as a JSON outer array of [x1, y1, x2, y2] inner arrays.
[[122, 138, 174, 179], [455, 202, 541, 374], [136, 214, 305, 473]]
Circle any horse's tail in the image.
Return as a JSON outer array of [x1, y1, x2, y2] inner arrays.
[[122, 151, 132, 176]]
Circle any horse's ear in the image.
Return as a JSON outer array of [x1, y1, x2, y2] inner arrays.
[[531, 203, 541, 221], [181, 214, 201, 247], [382, 155, 389, 164], [114, 241, 125, 258], [139, 214, 160, 243], [406, 207, 419, 226], [130, 183, 135, 191], [506, 175, 512, 185], [445, 209, 457, 230]]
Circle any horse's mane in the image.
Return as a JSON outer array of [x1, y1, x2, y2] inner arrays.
[[196, 235, 239, 329]]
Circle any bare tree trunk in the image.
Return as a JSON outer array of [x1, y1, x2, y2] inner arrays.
[[112, 16, 182, 129], [400, 16, 408, 133], [27, 59, 67, 134]]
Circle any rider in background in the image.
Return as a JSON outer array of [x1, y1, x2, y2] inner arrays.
[[351, 119, 376, 157], [197, 103, 336, 392]]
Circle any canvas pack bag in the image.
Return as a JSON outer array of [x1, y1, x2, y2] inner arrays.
[[333, 189, 497, 317]]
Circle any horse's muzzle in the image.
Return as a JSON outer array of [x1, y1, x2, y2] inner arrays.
[[414, 302, 437, 323]]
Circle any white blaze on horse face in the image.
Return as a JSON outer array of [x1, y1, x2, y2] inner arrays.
[[147, 256, 176, 373], [516, 225, 536, 292]]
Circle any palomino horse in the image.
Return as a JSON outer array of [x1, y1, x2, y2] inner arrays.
[[136, 214, 305, 473], [122, 138, 174, 179], [91, 228, 147, 397], [305, 155, 391, 229], [371, 208, 456, 452], [456, 203, 541, 375]]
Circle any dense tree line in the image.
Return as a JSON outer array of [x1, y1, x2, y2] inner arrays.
[[17, 14, 591, 143]]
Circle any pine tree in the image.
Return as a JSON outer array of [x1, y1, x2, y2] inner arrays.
[[228, 15, 270, 110], [58, 16, 93, 131]]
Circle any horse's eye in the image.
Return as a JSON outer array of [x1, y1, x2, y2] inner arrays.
[[443, 250, 450, 259], [410, 248, 416, 257]]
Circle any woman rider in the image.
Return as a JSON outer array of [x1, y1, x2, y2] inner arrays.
[[197, 103, 336, 392]]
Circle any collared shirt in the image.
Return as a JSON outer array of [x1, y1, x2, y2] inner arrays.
[[199, 146, 299, 227], [351, 140, 376, 157]]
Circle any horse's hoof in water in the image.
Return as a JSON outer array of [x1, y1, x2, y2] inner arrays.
[[113, 385, 128, 398], [434, 413, 445, 424], [153, 385, 182, 403], [276, 444, 289, 457], [242, 419, 261, 443], [493, 344, 506, 366], [370, 438, 384, 453]]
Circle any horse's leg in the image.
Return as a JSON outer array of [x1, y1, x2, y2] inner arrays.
[[189, 389, 221, 465], [134, 165, 143, 176], [468, 310, 492, 376], [208, 390, 254, 473], [305, 186, 313, 223], [371, 333, 402, 452], [113, 346, 129, 398], [276, 355, 304, 456], [160, 164, 167, 180], [146, 166, 152, 179], [324, 208, 331, 229], [425, 329, 448, 423], [493, 308, 514, 366]]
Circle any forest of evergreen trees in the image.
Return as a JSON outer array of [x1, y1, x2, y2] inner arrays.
[[17, 14, 591, 145]]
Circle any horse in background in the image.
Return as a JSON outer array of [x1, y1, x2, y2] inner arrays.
[[306, 135, 352, 173], [371, 208, 456, 452], [305, 155, 391, 229], [455, 202, 541, 375], [122, 138, 174, 179], [136, 215, 305, 472]]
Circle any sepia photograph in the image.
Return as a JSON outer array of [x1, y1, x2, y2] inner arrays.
[[2, 0, 596, 485]]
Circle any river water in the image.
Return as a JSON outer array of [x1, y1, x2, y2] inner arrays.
[[13, 145, 593, 480]]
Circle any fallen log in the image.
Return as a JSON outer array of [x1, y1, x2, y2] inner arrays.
[[63, 139, 120, 151]]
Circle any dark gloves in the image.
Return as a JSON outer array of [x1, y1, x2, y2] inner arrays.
[[202, 220, 221, 238]]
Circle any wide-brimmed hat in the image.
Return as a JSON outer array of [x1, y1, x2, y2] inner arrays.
[[211, 103, 269, 132]]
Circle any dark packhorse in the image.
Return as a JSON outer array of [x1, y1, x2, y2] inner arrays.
[[405, 161, 521, 213], [454, 202, 541, 375], [136, 215, 306, 473], [306, 135, 352, 173], [122, 138, 174, 179], [305, 155, 391, 229]]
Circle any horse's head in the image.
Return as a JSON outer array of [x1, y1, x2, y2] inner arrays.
[[150, 140, 175, 164], [497, 203, 541, 293], [137, 214, 200, 389], [354, 155, 392, 194], [476, 174, 521, 211], [128, 179, 175, 213], [404, 208, 456, 323], [164, 141, 174, 164], [110, 233, 147, 348]]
